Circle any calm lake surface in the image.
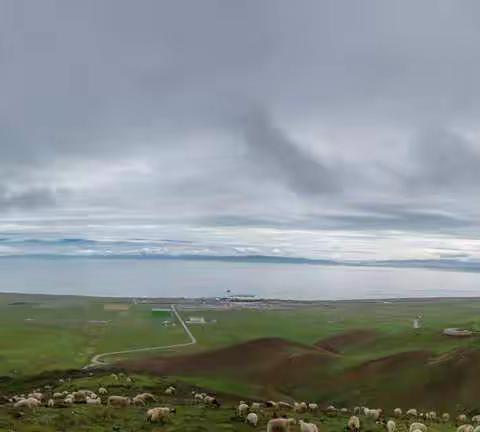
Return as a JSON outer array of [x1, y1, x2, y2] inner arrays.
[[0, 258, 479, 300]]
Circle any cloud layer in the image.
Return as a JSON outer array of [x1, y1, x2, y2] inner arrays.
[[1, 1, 480, 263]]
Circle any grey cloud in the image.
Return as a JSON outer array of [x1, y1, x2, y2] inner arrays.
[[0, 186, 57, 210], [241, 109, 340, 195]]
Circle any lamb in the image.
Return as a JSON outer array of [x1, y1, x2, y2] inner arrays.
[[146, 406, 176, 423], [457, 425, 474, 432], [204, 395, 221, 407], [133, 395, 146, 406], [366, 409, 382, 421], [387, 419, 396, 432], [251, 402, 262, 412], [348, 415, 361, 432], [294, 402, 308, 413], [299, 419, 319, 432], [267, 417, 296, 432], [238, 403, 249, 416], [107, 395, 131, 407], [14, 398, 41, 409], [407, 409, 418, 418], [394, 408, 403, 417], [245, 412, 258, 427], [98, 387, 108, 395], [27, 392, 44, 401], [442, 413, 450, 422], [136, 393, 157, 403], [165, 386, 176, 395], [409, 422, 427, 432]]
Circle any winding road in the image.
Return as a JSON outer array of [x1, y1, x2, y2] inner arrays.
[[85, 304, 196, 368]]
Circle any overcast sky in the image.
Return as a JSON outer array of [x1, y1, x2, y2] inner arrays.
[[1, 0, 480, 261]]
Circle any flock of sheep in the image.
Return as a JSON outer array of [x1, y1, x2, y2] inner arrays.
[[3, 372, 480, 431]]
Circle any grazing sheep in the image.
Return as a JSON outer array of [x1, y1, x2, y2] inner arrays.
[[86, 397, 101, 405], [107, 396, 131, 407], [47, 398, 55, 407], [294, 402, 308, 413], [204, 395, 221, 408], [308, 403, 319, 412], [267, 418, 296, 432], [165, 386, 176, 395], [348, 415, 361, 432], [442, 413, 450, 422], [133, 396, 146, 406], [14, 398, 41, 409], [136, 393, 156, 403], [246, 412, 258, 427], [457, 425, 475, 432], [53, 392, 63, 399], [251, 402, 262, 412], [407, 409, 418, 418], [409, 422, 427, 432], [64, 396, 73, 405], [278, 401, 293, 409], [366, 409, 382, 421], [27, 392, 44, 401], [458, 415, 469, 425], [299, 419, 319, 432], [387, 419, 396, 432], [72, 391, 87, 403], [98, 387, 108, 395], [146, 406, 176, 423], [238, 403, 249, 416], [394, 408, 403, 417]]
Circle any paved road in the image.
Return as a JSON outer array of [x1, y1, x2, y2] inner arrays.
[[85, 304, 196, 368]]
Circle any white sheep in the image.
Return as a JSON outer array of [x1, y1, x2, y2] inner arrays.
[[409, 422, 427, 432], [407, 409, 418, 418], [136, 393, 157, 403], [47, 398, 55, 407], [366, 409, 382, 421], [278, 401, 293, 409], [204, 395, 221, 407], [193, 393, 204, 403], [107, 395, 130, 407], [348, 415, 361, 432], [165, 386, 176, 395], [267, 418, 296, 432], [294, 402, 308, 413], [133, 395, 146, 406], [53, 392, 63, 399], [458, 415, 469, 424], [426, 411, 437, 421], [251, 402, 262, 412], [394, 408, 402, 417], [299, 419, 319, 432], [341, 408, 349, 414], [98, 387, 108, 395], [308, 403, 319, 412], [146, 406, 176, 423], [245, 412, 258, 427], [14, 398, 40, 409], [387, 419, 396, 432], [86, 397, 102, 405], [472, 416, 480, 424], [64, 396, 73, 405], [27, 392, 43, 401], [238, 403, 249, 416], [354, 407, 362, 415], [442, 413, 450, 422], [457, 425, 474, 432]]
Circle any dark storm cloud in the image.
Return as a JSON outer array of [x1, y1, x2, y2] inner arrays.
[[1, 1, 480, 259]]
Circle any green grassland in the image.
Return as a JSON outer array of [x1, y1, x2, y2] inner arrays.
[[3, 293, 480, 376]]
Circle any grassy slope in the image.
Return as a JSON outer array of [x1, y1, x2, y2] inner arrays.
[[0, 373, 462, 432]]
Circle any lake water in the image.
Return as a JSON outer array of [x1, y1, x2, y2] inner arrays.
[[0, 257, 479, 300]]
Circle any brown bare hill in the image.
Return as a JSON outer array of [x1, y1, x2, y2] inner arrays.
[[316, 329, 379, 353], [121, 337, 335, 379]]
